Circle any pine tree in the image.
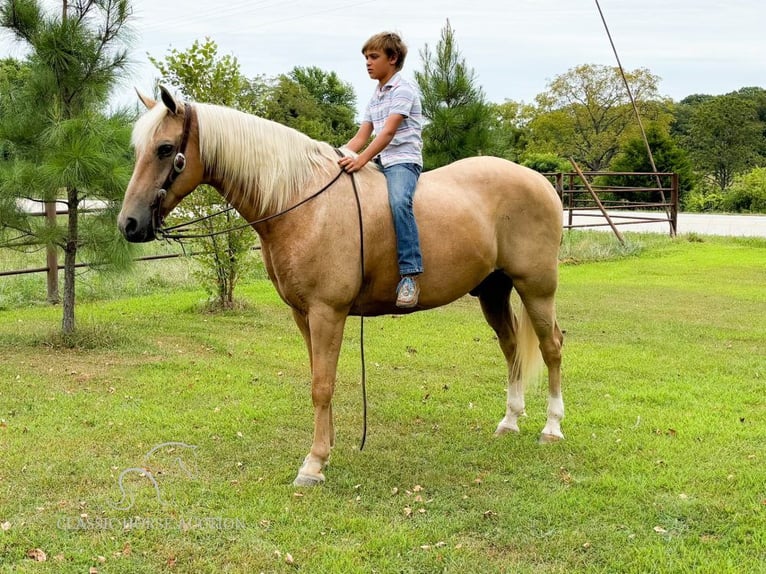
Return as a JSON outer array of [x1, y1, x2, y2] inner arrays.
[[0, 0, 134, 335], [415, 19, 492, 170]]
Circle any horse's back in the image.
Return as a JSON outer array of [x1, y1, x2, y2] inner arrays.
[[422, 156, 561, 217], [417, 156, 563, 266]]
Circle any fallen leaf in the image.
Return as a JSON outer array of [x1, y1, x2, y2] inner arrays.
[[26, 548, 47, 562], [403, 506, 412, 517], [0, 521, 10, 531], [653, 526, 667, 534]]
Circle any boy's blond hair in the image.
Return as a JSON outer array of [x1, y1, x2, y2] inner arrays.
[[361, 32, 408, 70]]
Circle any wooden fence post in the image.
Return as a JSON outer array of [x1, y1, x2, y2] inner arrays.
[[45, 200, 59, 303]]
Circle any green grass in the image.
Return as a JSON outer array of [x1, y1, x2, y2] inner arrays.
[[0, 232, 764, 573]]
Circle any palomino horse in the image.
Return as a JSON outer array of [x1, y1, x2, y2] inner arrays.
[[118, 86, 565, 486]]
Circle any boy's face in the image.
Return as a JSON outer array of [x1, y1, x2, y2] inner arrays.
[[364, 49, 398, 83]]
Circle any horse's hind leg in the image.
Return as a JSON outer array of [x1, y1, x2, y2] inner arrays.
[[514, 277, 565, 443], [476, 274, 526, 435]]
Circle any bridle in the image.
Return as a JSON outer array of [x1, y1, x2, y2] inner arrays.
[[154, 104, 348, 241], [151, 102, 193, 232]]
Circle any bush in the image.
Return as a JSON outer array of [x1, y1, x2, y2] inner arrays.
[[684, 190, 726, 212], [521, 152, 570, 173], [722, 167, 766, 213]]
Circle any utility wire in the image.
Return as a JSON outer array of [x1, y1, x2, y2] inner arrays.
[[594, 0, 672, 225]]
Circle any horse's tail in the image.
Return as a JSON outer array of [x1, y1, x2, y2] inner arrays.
[[512, 302, 545, 391]]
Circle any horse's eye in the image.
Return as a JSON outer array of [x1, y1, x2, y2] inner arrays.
[[157, 144, 174, 159]]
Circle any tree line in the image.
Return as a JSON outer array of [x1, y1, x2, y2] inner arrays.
[[0, 3, 763, 336]]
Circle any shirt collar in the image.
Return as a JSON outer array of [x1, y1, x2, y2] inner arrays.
[[377, 71, 402, 95]]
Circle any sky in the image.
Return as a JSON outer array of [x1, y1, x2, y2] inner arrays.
[[1, 0, 764, 116]]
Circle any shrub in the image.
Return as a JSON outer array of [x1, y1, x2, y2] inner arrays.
[[722, 167, 766, 213], [521, 152, 570, 173]]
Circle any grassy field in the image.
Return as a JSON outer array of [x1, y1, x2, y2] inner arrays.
[[0, 232, 764, 573]]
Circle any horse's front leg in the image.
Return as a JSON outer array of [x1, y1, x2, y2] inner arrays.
[[293, 305, 347, 487]]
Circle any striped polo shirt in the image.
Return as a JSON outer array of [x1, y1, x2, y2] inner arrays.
[[363, 72, 423, 168]]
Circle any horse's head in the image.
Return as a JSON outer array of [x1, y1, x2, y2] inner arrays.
[[118, 86, 203, 242]]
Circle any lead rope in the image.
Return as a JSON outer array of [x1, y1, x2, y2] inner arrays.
[[342, 156, 368, 451]]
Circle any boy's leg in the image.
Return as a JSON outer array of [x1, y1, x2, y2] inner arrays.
[[382, 163, 423, 308], [382, 163, 423, 276]]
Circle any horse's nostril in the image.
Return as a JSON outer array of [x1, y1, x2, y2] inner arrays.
[[123, 217, 138, 238]]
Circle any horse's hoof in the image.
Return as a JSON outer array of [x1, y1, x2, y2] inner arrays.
[[292, 472, 325, 487], [538, 433, 564, 444], [494, 424, 520, 437]]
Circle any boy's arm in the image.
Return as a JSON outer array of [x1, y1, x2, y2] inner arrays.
[[339, 114, 405, 173], [344, 121, 373, 153]]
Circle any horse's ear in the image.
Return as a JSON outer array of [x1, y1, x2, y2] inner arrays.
[[159, 85, 179, 115], [135, 88, 156, 110]]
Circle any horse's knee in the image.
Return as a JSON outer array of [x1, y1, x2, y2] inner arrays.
[[311, 381, 335, 407]]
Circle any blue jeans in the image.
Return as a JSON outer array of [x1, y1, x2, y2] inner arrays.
[[382, 162, 423, 276]]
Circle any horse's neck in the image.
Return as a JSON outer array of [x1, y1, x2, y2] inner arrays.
[[198, 107, 337, 220], [209, 157, 338, 231]]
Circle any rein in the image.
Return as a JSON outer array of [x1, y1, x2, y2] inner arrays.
[[156, 168, 345, 240]]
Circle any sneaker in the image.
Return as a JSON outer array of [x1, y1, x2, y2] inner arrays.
[[396, 276, 420, 308]]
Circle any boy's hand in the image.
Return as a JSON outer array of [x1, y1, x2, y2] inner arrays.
[[338, 155, 367, 173]]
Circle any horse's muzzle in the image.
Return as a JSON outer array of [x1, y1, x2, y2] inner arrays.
[[118, 190, 165, 242], [119, 215, 156, 242]]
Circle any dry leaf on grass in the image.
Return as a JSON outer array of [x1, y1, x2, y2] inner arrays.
[[26, 548, 47, 562]]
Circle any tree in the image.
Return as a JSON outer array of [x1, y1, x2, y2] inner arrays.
[[263, 66, 357, 146], [415, 19, 492, 170], [149, 37, 266, 309], [606, 123, 696, 204], [288, 66, 357, 144], [485, 100, 529, 162], [0, 0, 134, 335], [684, 93, 764, 191], [527, 64, 668, 170]]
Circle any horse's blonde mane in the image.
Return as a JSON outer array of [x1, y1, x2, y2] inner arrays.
[[133, 100, 338, 215]]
